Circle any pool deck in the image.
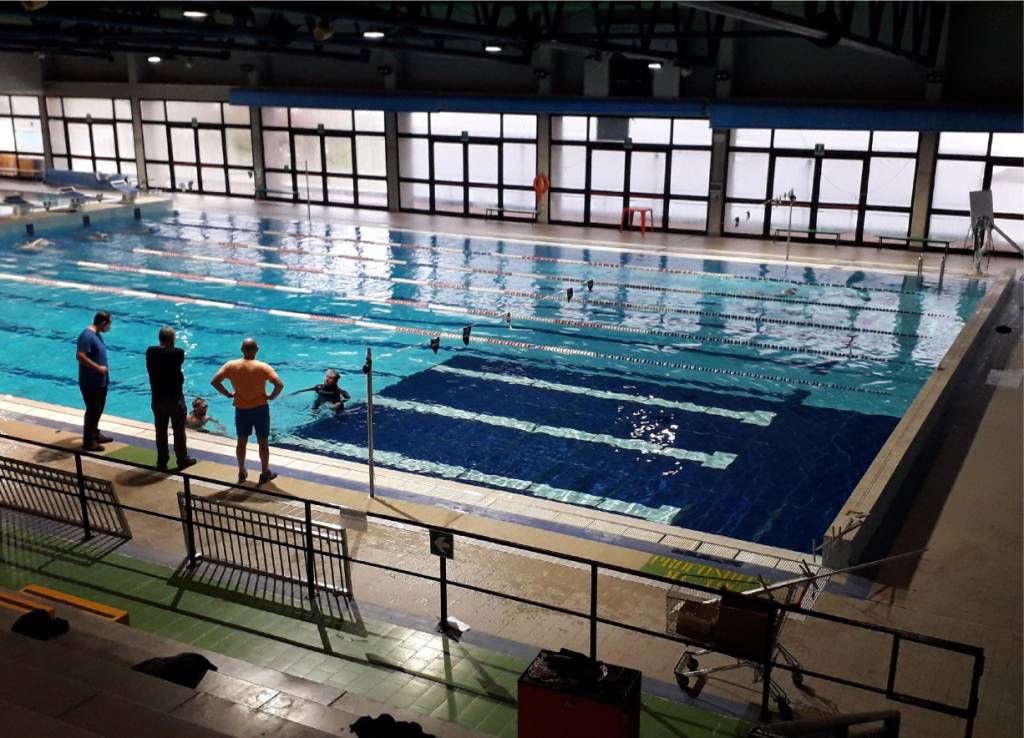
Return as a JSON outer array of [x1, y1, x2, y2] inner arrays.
[[0, 193, 1021, 737]]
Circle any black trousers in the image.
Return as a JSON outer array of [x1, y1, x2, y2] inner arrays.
[[80, 385, 107, 445], [152, 397, 188, 466]]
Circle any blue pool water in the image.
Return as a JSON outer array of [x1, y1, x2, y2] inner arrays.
[[0, 211, 987, 551]]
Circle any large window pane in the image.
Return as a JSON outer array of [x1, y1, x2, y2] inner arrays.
[[11, 96, 39, 116], [142, 124, 168, 160], [773, 129, 869, 151], [731, 129, 771, 148], [263, 130, 291, 169], [293, 134, 322, 172], [225, 128, 253, 167], [590, 194, 624, 224], [398, 112, 428, 134], [173, 165, 199, 189], [872, 131, 918, 153], [166, 101, 221, 124], [990, 133, 1024, 158], [816, 208, 859, 240], [550, 192, 585, 221], [590, 150, 625, 191], [354, 110, 385, 132], [628, 118, 671, 144], [13, 118, 43, 153], [63, 98, 113, 119], [938, 132, 989, 156], [116, 123, 135, 159], [291, 107, 351, 129], [769, 205, 811, 232], [201, 166, 226, 193], [932, 160, 985, 210], [552, 116, 588, 141], [673, 119, 712, 146], [261, 107, 289, 127], [863, 210, 910, 238], [432, 112, 500, 137], [670, 150, 711, 196], [91, 124, 116, 158], [434, 184, 464, 212], [503, 115, 536, 138], [223, 104, 250, 125], [146, 163, 171, 189], [725, 203, 765, 234], [502, 142, 535, 186], [140, 100, 165, 121], [327, 176, 355, 204], [433, 142, 463, 181], [468, 144, 498, 184], [399, 138, 430, 178], [866, 157, 915, 207], [170, 128, 196, 163], [0, 118, 14, 151], [358, 179, 388, 208], [355, 136, 386, 177], [928, 214, 971, 241], [228, 168, 255, 196], [68, 123, 92, 157], [469, 186, 499, 214], [669, 200, 708, 230], [266, 172, 294, 197], [772, 157, 815, 200], [400, 182, 430, 209], [726, 152, 768, 199], [198, 129, 224, 164], [325, 136, 353, 174], [551, 145, 586, 189], [48, 121, 66, 154], [629, 151, 666, 195], [990, 165, 1024, 215], [818, 159, 863, 205]]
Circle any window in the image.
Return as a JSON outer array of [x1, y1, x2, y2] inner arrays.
[[142, 100, 253, 195], [0, 94, 43, 178], [398, 112, 537, 219], [549, 116, 711, 232], [46, 96, 135, 177], [929, 132, 1024, 253], [261, 107, 386, 208], [724, 129, 918, 243]]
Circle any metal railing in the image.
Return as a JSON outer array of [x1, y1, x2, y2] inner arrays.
[[0, 431, 985, 736]]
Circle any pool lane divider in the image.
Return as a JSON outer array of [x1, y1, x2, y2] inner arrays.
[[0, 269, 894, 396], [79, 261, 313, 294], [125, 230, 950, 319], [157, 217, 940, 297], [131, 247, 925, 339]]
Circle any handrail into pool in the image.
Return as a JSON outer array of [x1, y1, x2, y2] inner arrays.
[[0, 429, 985, 734]]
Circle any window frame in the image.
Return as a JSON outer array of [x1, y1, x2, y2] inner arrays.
[[46, 96, 136, 178], [0, 94, 44, 179]]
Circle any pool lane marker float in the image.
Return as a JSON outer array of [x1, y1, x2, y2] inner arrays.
[[131, 247, 926, 340], [0, 269, 894, 396], [373, 396, 737, 469], [146, 232, 951, 319], [76, 257, 914, 367], [429, 364, 776, 427], [157, 217, 943, 298]]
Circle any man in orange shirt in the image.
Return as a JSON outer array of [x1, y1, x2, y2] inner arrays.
[[211, 338, 285, 485]]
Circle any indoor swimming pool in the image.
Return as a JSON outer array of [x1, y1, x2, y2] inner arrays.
[[0, 212, 988, 551]]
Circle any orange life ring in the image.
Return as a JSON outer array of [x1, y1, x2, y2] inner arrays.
[[533, 173, 550, 200]]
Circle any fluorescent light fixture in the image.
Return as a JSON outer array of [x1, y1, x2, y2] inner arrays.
[[647, 61, 662, 69], [484, 44, 502, 53], [363, 30, 386, 40], [147, 55, 162, 63], [183, 10, 207, 19]]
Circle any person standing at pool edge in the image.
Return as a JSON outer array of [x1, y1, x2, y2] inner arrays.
[[76, 310, 113, 452], [145, 326, 197, 472], [211, 338, 284, 485]]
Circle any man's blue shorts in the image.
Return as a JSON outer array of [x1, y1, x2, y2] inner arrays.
[[235, 404, 271, 439]]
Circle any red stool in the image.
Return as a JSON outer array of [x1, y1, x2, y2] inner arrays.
[[620, 207, 654, 236]]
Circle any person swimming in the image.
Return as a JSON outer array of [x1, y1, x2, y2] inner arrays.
[[88, 232, 109, 241], [19, 237, 54, 251], [295, 369, 351, 414], [780, 287, 799, 297], [185, 397, 226, 433]]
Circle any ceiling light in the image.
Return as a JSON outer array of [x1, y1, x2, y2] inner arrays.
[[647, 61, 662, 69], [484, 45, 502, 53], [363, 30, 386, 40], [148, 55, 161, 63], [182, 10, 207, 19]]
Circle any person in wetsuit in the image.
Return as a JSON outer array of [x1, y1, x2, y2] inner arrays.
[[296, 369, 351, 414]]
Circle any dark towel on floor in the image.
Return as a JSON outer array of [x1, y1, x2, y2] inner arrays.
[[12, 609, 69, 640], [351, 713, 438, 738], [132, 652, 218, 688]]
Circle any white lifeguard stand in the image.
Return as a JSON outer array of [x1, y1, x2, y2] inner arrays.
[[967, 189, 1022, 274]]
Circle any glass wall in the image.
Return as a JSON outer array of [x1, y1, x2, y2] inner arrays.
[[724, 128, 918, 243], [928, 132, 1024, 252], [398, 112, 537, 218], [261, 107, 387, 208], [47, 96, 136, 177], [141, 100, 254, 195], [0, 94, 44, 178], [549, 116, 712, 231]]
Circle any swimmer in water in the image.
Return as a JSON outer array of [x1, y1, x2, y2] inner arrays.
[[780, 287, 799, 297], [88, 232, 109, 241], [186, 397, 226, 433], [18, 237, 54, 252], [294, 369, 351, 414]]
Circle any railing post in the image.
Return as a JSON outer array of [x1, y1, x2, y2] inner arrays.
[[304, 500, 316, 601], [589, 563, 598, 660], [364, 347, 375, 499], [439, 555, 449, 628], [183, 475, 196, 568], [964, 651, 985, 738], [74, 452, 92, 541]]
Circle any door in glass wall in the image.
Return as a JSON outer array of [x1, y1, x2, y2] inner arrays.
[[815, 158, 864, 241]]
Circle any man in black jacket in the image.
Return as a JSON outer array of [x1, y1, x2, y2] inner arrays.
[[146, 326, 197, 471]]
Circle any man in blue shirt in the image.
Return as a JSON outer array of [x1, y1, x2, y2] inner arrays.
[[76, 311, 113, 451]]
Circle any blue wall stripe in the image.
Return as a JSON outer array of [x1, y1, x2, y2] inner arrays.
[[229, 89, 1022, 132]]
